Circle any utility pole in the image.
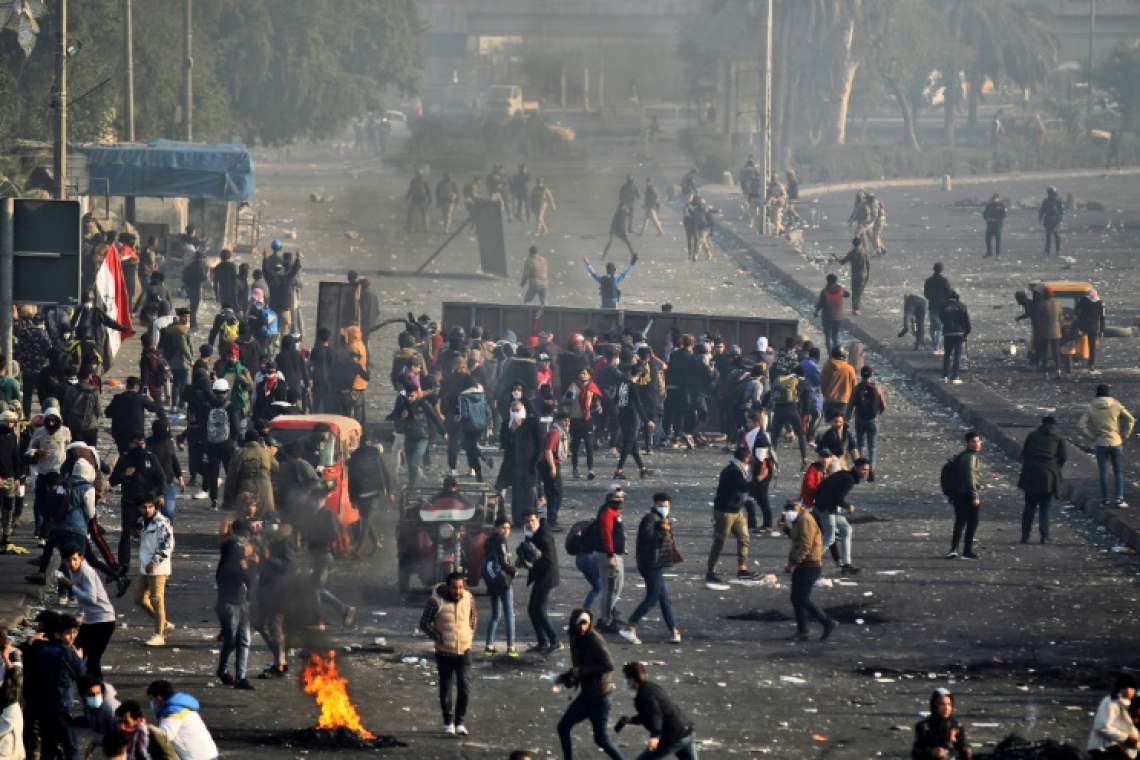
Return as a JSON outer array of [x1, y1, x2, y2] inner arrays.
[[124, 0, 136, 222], [761, 0, 773, 231], [0, 199, 12, 374], [1086, 0, 1097, 116], [183, 0, 193, 141], [53, 0, 68, 200]]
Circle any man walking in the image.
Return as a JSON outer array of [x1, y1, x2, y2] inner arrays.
[[134, 498, 174, 646], [1078, 384, 1135, 509], [946, 432, 983, 561], [521, 246, 549, 306], [616, 661, 698, 759], [639, 177, 664, 236], [779, 500, 838, 642], [419, 572, 476, 737], [510, 164, 532, 223], [1017, 416, 1066, 544], [705, 447, 759, 584], [847, 366, 886, 476], [620, 492, 681, 646], [215, 518, 255, 690], [924, 263, 952, 355], [109, 434, 167, 581], [435, 173, 459, 233], [555, 609, 624, 760], [832, 237, 870, 315], [1038, 186, 1064, 255], [593, 486, 627, 633], [813, 274, 847, 355], [982, 193, 1007, 258], [1074, 287, 1106, 374], [404, 170, 432, 233], [618, 175, 640, 233], [939, 290, 971, 384], [820, 346, 857, 422], [531, 177, 556, 236], [602, 206, 637, 260], [539, 413, 570, 530]]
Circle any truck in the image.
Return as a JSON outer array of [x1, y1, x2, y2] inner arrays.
[[484, 85, 539, 118]]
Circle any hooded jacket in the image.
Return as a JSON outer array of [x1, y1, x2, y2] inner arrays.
[[912, 690, 970, 759], [787, 510, 822, 567], [339, 326, 369, 391], [1078, 396, 1136, 447], [154, 693, 219, 760], [815, 283, 847, 322], [820, 358, 857, 405]]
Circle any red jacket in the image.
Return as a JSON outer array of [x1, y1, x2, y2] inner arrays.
[[799, 462, 826, 507], [595, 503, 625, 556]]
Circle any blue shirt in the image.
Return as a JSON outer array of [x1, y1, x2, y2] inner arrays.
[[586, 263, 632, 308]]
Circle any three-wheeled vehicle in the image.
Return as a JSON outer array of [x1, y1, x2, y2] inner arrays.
[[396, 482, 497, 592], [268, 414, 362, 554], [1019, 280, 1094, 372]]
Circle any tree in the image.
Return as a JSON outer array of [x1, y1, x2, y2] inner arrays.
[[1098, 40, 1140, 131]]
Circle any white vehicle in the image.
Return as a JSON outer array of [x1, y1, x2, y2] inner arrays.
[[384, 110, 411, 137], [484, 85, 539, 118]]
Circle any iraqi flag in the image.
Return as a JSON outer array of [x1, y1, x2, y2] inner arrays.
[[94, 247, 135, 360]]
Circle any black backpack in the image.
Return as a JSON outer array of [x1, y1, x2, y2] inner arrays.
[[599, 275, 620, 304], [852, 382, 881, 420], [40, 472, 76, 522], [564, 519, 597, 556], [939, 452, 965, 502]]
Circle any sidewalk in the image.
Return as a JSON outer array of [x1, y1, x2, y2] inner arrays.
[[707, 211, 1140, 551]]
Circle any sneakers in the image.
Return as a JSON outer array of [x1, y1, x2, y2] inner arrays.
[[613, 470, 627, 480], [343, 606, 357, 628], [705, 572, 726, 584], [952, 379, 964, 385], [821, 619, 839, 641], [164, 622, 176, 632], [572, 469, 581, 479], [217, 670, 234, 686], [192, 490, 209, 500], [455, 724, 468, 736], [116, 577, 132, 598], [483, 646, 496, 658], [587, 471, 596, 481], [944, 550, 959, 559], [525, 643, 548, 654], [839, 564, 861, 576], [668, 630, 682, 644], [934, 348, 945, 355], [24, 572, 45, 585], [234, 679, 255, 691], [786, 632, 810, 642], [960, 552, 980, 561], [1117, 499, 1130, 509], [145, 635, 165, 647], [618, 627, 641, 645], [639, 468, 652, 479], [507, 648, 519, 658], [544, 642, 565, 655], [941, 377, 950, 383], [737, 569, 760, 580], [444, 723, 456, 736]]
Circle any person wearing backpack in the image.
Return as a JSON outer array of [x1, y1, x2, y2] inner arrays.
[[481, 517, 519, 658], [584, 255, 636, 310], [105, 377, 166, 456], [813, 273, 849, 355], [945, 432, 983, 561], [620, 492, 681, 646], [208, 307, 243, 357], [767, 365, 812, 471], [847, 366, 886, 477], [203, 379, 242, 510], [109, 433, 167, 580], [61, 367, 102, 447]]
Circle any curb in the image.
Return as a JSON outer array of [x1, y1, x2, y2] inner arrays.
[[713, 221, 1140, 552]]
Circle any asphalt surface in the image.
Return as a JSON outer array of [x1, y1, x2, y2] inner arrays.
[[2, 138, 1138, 759]]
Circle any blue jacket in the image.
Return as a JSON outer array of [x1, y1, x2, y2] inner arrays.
[[156, 692, 199, 719], [32, 638, 86, 714]]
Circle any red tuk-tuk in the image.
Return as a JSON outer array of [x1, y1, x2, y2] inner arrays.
[[268, 414, 362, 553]]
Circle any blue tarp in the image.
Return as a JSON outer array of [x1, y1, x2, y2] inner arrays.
[[78, 139, 255, 201]]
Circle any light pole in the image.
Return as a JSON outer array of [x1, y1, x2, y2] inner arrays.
[[53, 0, 68, 200], [761, 0, 773, 233], [1086, 0, 1096, 116], [124, 0, 136, 222], [183, 0, 193, 141]]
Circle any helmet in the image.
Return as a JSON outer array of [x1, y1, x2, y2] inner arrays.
[[212, 378, 230, 392], [270, 239, 283, 251], [1047, 186, 1057, 196]]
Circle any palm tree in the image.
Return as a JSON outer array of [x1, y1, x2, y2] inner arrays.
[[938, 0, 1057, 145]]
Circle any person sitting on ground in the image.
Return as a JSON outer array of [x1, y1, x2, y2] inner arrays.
[[912, 687, 972, 759]]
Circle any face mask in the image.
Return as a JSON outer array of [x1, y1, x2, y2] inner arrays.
[[655, 505, 670, 518], [783, 510, 800, 524], [510, 410, 525, 423], [523, 527, 534, 538], [511, 391, 522, 400], [85, 695, 103, 709], [67, 378, 78, 385]]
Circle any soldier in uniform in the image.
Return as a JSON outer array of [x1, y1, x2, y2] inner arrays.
[[404, 170, 432, 233], [639, 177, 664, 236], [530, 177, 556, 237], [833, 237, 871, 316], [982, 193, 1007, 258], [435, 173, 460, 234], [1038, 186, 1064, 255], [766, 176, 788, 236], [738, 159, 761, 230], [866, 192, 887, 257]]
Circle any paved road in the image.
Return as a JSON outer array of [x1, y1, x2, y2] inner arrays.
[[3, 142, 1137, 759]]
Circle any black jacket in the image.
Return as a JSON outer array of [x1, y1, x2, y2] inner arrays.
[[814, 470, 857, 513], [347, 444, 393, 500], [1018, 422, 1066, 497], [525, 524, 559, 589], [713, 460, 750, 513], [631, 681, 694, 747], [567, 628, 614, 697], [105, 389, 166, 441], [939, 300, 971, 338], [390, 394, 445, 440], [0, 427, 23, 480], [108, 446, 167, 505], [635, 511, 674, 574], [923, 273, 953, 312], [216, 536, 252, 605]]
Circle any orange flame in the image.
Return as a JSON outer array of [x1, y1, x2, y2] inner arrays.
[[300, 651, 376, 739]]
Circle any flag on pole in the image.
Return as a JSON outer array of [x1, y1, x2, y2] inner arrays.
[[94, 246, 135, 360]]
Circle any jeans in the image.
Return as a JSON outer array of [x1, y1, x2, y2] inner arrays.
[[570, 419, 594, 472], [985, 224, 1002, 256], [854, 419, 880, 468], [557, 693, 624, 760], [217, 600, 251, 681], [820, 512, 852, 565], [40, 712, 80, 760], [405, 436, 429, 488], [635, 732, 699, 760], [1096, 445, 1125, 502], [950, 495, 980, 554], [821, 320, 841, 354], [171, 368, 188, 408], [162, 483, 178, 523], [1044, 223, 1061, 254], [485, 587, 515, 648], [628, 568, 677, 631], [576, 553, 603, 610], [942, 336, 964, 380], [594, 552, 625, 624], [311, 550, 347, 623], [1021, 492, 1051, 541], [528, 585, 558, 647], [435, 651, 470, 725], [770, 406, 807, 461], [188, 290, 201, 329], [539, 461, 562, 525], [929, 312, 943, 350], [616, 419, 644, 473], [790, 565, 831, 634]]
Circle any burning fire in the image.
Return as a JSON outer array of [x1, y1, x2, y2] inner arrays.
[[301, 651, 376, 739]]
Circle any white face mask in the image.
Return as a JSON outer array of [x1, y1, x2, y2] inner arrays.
[[510, 410, 526, 423], [655, 505, 670, 519], [511, 390, 522, 400], [783, 510, 800, 524]]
